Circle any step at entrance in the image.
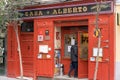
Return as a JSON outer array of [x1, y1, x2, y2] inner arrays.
[[54, 75, 88, 80], [37, 75, 88, 80], [16, 76, 33, 80]]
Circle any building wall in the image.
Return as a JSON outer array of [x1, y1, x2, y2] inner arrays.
[[115, 4, 120, 80]]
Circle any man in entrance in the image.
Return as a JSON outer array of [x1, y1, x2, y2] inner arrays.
[[68, 41, 78, 78]]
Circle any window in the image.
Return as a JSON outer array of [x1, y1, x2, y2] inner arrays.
[[64, 33, 76, 57], [21, 22, 34, 32]]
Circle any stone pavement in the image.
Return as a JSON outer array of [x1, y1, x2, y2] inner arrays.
[[0, 76, 33, 80], [0, 76, 18, 80], [0, 75, 88, 80]]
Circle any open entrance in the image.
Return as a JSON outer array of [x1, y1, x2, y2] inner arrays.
[[0, 38, 6, 75], [54, 20, 88, 79]]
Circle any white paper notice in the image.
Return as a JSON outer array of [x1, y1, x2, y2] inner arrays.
[[39, 45, 48, 53], [38, 54, 42, 59], [93, 48, 103, 57], [68, 46, 72, 52], [47, 54, 51, 58], [71, 38, 75, 45], [90, 57, 95, 61]]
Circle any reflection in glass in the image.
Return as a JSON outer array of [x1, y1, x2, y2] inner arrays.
[[64, 33, 76, 57], [80, 33, 88, 60]]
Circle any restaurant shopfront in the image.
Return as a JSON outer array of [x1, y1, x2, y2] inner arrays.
[[7, 1, 115, 80]]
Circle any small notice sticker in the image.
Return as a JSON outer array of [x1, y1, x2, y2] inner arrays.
[[90, 57, 95, 61]]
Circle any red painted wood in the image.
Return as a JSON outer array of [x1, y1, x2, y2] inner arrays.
[[88, 15, 111, 80], [7, 26, 20, 77], [78, 32, 88, 78], [61, 28, 71, 75], [20, 33, 34, 77], [34, 20, 54, 77], [109, 15, 115, 80]]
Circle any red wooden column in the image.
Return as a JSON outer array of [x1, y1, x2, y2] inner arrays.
[[109, 14, 115, 80], [88, 15, 114, 80], [34, 19, 54, 78], [7, 25, 20, 77]]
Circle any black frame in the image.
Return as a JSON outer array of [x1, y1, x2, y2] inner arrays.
[[21, 22, 34, 32]]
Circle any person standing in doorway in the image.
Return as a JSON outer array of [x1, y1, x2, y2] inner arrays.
[[68, 41, 78, 78]]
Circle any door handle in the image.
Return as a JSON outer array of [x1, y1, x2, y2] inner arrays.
[[103, 40, 109, 43], [103, 45, 109, 48], [28, 46, 30, 50], [105, 58, 109, 61], [102, 58, 109, 62]]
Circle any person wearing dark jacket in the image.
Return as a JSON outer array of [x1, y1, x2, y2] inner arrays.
[[68, 42, 78, 77]]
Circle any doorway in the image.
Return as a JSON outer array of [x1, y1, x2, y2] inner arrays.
[[20, 33, 34, 77], [20, 21, 34, 77], [0, 38, 6, 75], [54, 20, 88, 79]]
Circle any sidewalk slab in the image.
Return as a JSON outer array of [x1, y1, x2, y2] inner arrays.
[[0, 76, 33, 80], [0, 76, 18, 80]]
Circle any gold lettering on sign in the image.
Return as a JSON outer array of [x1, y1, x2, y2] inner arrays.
[[63, 8, 67, 14], [30, 11, 34, 16], [83, 6, 87, 12], [53, 9, 58, 15], [68, 8, 72, 13], [38, 11, 43, 16], [20, 1, 112, 18], [73, 7, 78, 13], [58, 9, 63, 14], [77, 6, 88, 12], [22, 4, 92, 17], [25, 12, 29, 17], [78, 7, 82, 12], [34, 11, 38, 16]]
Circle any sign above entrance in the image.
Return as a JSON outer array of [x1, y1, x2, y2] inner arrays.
[[19, 1, 113, 19]]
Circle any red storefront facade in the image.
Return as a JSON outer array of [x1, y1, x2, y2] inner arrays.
[[7, 0, 115, 80]]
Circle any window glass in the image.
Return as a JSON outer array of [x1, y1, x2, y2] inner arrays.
[[21, 22, 34, 32], [64, 33, 76, 57], [80, 33, 88, 60]]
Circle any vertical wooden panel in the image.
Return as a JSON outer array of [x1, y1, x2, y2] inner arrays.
[[20, 33, 34, 77], [34, 19, 54, 78], [78, 32, 88, 78], [7, 26, 20, 77], [88, 15, 110, 80]]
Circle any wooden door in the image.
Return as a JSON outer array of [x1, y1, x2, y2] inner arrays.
[[78, 32, 88, 78], [61, 27, 78, 75], [21, 33, 34, 77]]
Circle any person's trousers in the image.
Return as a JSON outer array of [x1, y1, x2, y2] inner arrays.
[[68, 62, 78, 77]]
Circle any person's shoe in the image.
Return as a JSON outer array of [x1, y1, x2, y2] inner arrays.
[[74, 75, 78, 78], [68, 74, 71, 77]]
